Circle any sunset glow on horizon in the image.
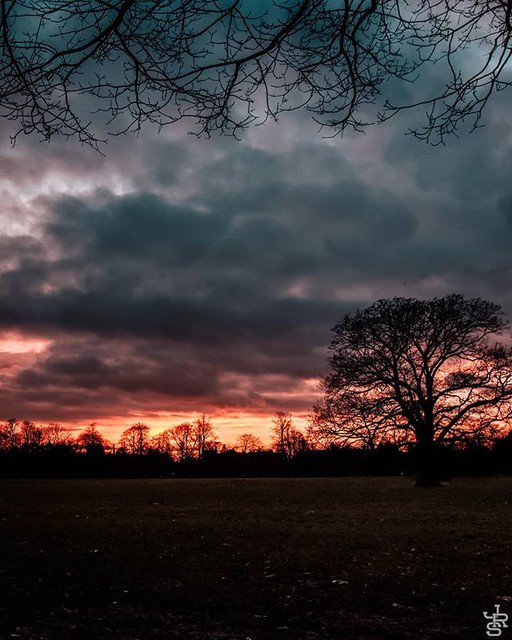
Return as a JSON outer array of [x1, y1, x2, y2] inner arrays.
[[57, 411, 312, 446], [0, 327, 315, 442], [0, 328, 316, 444]]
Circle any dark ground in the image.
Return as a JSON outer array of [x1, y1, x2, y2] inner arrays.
[[0, 477, 510, 640]]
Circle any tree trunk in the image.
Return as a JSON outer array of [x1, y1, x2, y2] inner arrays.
[[415, 431, 441, 487]]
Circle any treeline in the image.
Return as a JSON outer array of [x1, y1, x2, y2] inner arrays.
[[0, 412, 307, 461], [0, 413, 511, 478]]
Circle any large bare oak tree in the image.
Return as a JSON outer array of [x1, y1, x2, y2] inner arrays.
[[312, 295, 512, 485], [1, 1, 512, 147]]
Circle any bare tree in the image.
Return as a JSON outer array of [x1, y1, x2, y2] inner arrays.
[[311, 392, 403, 451], [192, 415, 218, 460], [0, 418, 20, 450], [271, 411, 307, 459], [168, 422, 195, 462], [19, 420, 43, 449], [41, 423, 72, 446], [272, 411, 293, 456], [119, 422, 150, 455], [317, 295, 512, 485], [150, 429, 174, 456], [2, 2, 511, 146], [76, 424, 109, 455], [235, 433, 263, 454]]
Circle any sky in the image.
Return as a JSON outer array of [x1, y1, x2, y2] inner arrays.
[[1, 86, 512, 443]]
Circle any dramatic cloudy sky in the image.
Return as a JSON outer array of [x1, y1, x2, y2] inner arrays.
[[1, 87, 512, 442]]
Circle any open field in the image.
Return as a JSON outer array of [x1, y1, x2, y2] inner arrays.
[[0, 477, 510, 640]]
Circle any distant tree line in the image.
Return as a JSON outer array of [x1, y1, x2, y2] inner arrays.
[[2, 295, 511, 483], [1, 411, 511, 480]]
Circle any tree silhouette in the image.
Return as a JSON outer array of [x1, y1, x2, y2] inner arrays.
[[235, 433, 263, 454], [119, 422, 150, 455], [164, 417, 218, 461], [19, 420, 43, 450], [150, 429, 174, 457], [192, 415, 218, 460], [311, 392, 406, 451], [0, 418, 20, 450], [168, 422, 195, 462], [42, 423, 72, 446], [271, 412, 307, 459], [314, 295, 512, 485], [76, 424, 109, 456], [2, 1, 511, 146]]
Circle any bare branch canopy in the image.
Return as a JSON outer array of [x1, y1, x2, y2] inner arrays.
[[311, 295, 512, 485], [1, 1, 512, 146]]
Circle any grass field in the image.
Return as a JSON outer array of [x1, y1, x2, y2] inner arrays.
[[0, 477, 510, 640]]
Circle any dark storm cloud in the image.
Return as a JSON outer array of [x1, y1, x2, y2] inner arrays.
[[47, 192, 228, 264], [2, 89, 512, 422]]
